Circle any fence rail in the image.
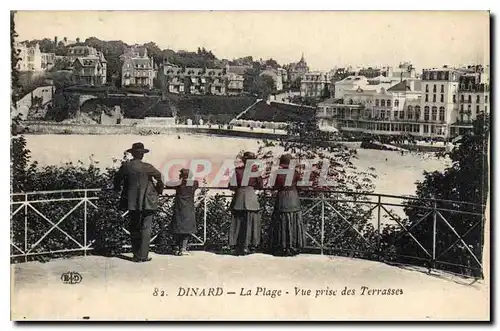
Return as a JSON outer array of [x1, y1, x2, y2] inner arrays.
[[10, 188, 486, 277]]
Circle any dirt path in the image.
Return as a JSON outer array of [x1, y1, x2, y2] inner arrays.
[[11, 252, 489, 321]]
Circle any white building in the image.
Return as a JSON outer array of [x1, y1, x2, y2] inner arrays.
[[318, 65, 489, 139], [300, 71, 332, 98], [15, 42, 55, 73]]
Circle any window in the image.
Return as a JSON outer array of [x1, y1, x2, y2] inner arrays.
[[424, 106, 430, 121], [387, 100, 391, 107], [439, 107, 445, 122], [440, 94, 444, 102], [415, 106, 421, 119], [381, 100, 385, 107], [440, 85, 444, 93], [399, 110, 405, 120], [453, 94, 456, 103], [433, 85, 437, 93], [432, 106, 437, 121], [407, 106, 414, 120], [424, 125, 429, 133], [425, 84, 429, 92], [433, 94, 436, 102], [375, 99, 379, 107], [468, 95, 471, 103], [394, 110, 398, 119], [468, 105, 471, 113], [476, 95, 480, 103], [485, 106, 488, 112], [476, 105, 480, 114], [461, 95, 464, 102], [395, 99, 399, 107], [380, 110, 385, 118], [460, 104, 464, 112], [425, 94, 428, 102], [485, 95, 489, 103]]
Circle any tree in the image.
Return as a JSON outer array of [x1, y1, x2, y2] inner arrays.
[[322, 84, 331, 99], [251, 74, 276, 99], [144, 41, 163, 65], [265, 58, 280, 69], [398, 114, 489, 276], [290, 76, 302, 91], [11, 11, 21, 105]]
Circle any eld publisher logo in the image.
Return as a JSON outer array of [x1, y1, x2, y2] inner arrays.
[[61, 271, 82, 284]]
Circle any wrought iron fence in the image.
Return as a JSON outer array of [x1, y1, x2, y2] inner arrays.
[[10, 188, 486, 277]]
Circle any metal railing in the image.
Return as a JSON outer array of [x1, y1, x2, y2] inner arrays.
[[10, 188, 486, 277]]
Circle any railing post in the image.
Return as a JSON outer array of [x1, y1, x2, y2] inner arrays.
[[24, 193, 28, 263], [203, 193, 207, 245], [321, 193, 325, 255], [84, 190, 87, 256], [377, 195, 381, 256], [431, 199, 437, 271]]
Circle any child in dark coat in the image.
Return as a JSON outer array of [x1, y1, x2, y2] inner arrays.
[[169, 168, 199, 256]]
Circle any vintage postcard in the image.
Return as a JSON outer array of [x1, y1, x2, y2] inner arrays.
[[10, 10, 490, 321]]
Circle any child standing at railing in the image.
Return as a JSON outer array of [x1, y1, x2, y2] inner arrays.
[[168, 168, 199, 256]]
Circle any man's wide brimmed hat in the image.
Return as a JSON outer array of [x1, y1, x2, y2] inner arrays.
[[126, 142, 150, 153]]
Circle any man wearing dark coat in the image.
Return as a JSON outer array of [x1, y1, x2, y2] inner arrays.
[[113, 142, 164, 262]]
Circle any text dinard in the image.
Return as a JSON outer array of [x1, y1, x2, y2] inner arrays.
[[175, 286, 404, 298]]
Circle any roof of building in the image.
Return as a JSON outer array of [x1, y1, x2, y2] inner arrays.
[[227, 66, 249, 75], [132, 58, 153, 68], [369, 75, 392, 82], [386, 79, 422, 92], [69, 45, 97, 56], [125, 46, 147, 57], [337, 75, 367, 84], [387, 80, 410, 92], [74, 57, 101, 67], [318, 97, 344, 106]]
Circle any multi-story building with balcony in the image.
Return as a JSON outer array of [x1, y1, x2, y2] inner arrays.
[[120, 45, 157, 89], [226, 72, 245, 95], [300, 71, 332, 98], [318, 65, 489, 139], [318, 79, 422, 136], [452, 68, 490, 136], [419, 67, 462, 138], [71, 52, 107, 86], [158, 64, 244, 96]]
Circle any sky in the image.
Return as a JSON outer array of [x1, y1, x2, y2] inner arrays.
[[14, 11, 490, 72]]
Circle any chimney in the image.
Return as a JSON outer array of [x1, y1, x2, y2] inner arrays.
[[76, 37, 80, 44], [54, 36, 58, 45]]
